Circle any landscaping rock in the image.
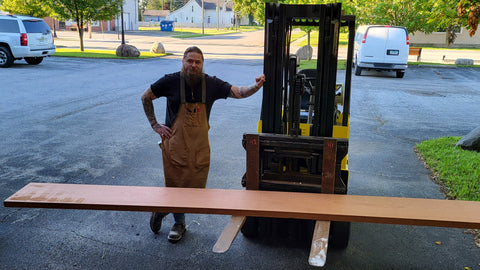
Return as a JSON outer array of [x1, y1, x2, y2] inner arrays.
[[456, 126, 480, 151], [455, 58, 474, 65], [150, 42, 165, 54], [295, 45, 313, 61], [116, 44, 140, 57]]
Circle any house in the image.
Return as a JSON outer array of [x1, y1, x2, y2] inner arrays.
[[167, 0, 248, 28], [410, 27, 480, 48], [142, 9, 170, 22], [116, 0, 139, 31]]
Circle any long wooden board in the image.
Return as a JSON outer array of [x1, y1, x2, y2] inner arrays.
[[4, 182, 480, 229]]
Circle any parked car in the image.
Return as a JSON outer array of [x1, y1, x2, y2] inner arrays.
[[354, 25, 409, 78], [0, 14, 56, 68]]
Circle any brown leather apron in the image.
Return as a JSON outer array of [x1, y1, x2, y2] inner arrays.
[[160, 73, 210, 188]]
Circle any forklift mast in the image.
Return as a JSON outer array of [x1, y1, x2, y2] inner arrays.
[[261, 3, 355, 137], [244, 3, 356, 194]]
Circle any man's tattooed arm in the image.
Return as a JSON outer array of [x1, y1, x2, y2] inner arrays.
[[229, 74, 266, 99], [229, 84, 260, 99], [141, 87, 159, 128]]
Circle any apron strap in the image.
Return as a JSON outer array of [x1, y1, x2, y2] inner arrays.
[[201, 74, 206, 104], [180, 72, 186, 103]]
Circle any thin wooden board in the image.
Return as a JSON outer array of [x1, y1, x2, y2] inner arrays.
[[4, 182, 480, 229]]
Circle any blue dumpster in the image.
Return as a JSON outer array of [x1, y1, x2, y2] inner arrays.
[[160, 20, 174, 31]]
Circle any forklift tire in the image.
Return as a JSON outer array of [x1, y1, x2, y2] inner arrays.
[[241, 217, 259, 238], [396, 70, 405, 78], [329, 221, 350, 249]]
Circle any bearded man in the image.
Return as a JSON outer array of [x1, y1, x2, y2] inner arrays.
[[141, 46, 265, 243]]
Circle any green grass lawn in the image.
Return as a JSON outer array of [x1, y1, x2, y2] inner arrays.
[[54, 48, 165, 59], [296, 32, 349, 47], [416, 136, 480, 245], [416, 136, 480, 201], [138, 26, 263, 38], [299, 59, 346, 70]]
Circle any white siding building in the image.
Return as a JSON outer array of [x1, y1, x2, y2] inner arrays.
[[167, 0, 247, 28], [116, 0, 139, 30]]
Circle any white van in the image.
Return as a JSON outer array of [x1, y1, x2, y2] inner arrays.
[[354, 25, 409, 78]]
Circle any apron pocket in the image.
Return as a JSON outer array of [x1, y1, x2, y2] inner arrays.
[[163, 139, 188, 167], [195, 147, 210, 169]]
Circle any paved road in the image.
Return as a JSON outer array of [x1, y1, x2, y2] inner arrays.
[[55, 29, 265, 60], [1, 32, 480, 269], [54, 29, 480, 64]]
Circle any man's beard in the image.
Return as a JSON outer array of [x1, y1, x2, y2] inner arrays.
[[182, 66, 202, 87]]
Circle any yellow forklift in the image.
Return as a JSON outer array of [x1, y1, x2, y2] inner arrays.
[[241, 3, 355, 249]]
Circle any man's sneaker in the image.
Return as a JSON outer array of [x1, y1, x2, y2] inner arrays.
[[168, 223, 186, 243], [150, 212, 165, 234]]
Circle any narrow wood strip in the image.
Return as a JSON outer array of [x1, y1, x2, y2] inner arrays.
[[309, 221, 331, 267], [321, 139, 336, 194], [4, 183, 480, 229], [212, 216, 246, 253], [245, 133, 260, 190], [308, 139, 336, 266]]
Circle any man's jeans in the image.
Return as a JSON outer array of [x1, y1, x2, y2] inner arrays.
[[173, 213, 185, 224]]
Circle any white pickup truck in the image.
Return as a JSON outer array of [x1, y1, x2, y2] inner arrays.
[[0, 14, 56, 68]]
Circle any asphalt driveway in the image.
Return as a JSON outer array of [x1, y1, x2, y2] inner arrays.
[[0, 54, 479, 269]]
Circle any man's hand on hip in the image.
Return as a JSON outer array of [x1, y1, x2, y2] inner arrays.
[[153, 123, 172, 139]]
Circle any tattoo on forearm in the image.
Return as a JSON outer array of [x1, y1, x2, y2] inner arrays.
[[230, 84, 259, 98], [142, 96, 157, 126]]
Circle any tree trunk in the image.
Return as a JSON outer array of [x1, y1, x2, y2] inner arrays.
[[446, 25, 457, 48], [78, 21, 85, 51]]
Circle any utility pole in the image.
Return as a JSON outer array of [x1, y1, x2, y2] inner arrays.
[[52, 18, 57, 38], [121, 2, 125, 44], [202, 0, 204, 35]]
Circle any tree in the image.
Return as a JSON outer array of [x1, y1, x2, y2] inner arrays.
[[233, 0, 264, 25], [457, 0, 480, 36], [145, 0, 163, 9], [1, 0, 53, 17], [50, 0, 122, 51], [356, 0, 431, 34], [426, 0, 461, 47]]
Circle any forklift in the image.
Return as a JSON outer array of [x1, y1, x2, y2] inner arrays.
[[241, 3, 355, 249]]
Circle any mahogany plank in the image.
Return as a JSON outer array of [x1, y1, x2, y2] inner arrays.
[[4, 182, 480, 229]]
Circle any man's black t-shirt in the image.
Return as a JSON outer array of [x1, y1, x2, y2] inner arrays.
[[151, 72, 232, 127]]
